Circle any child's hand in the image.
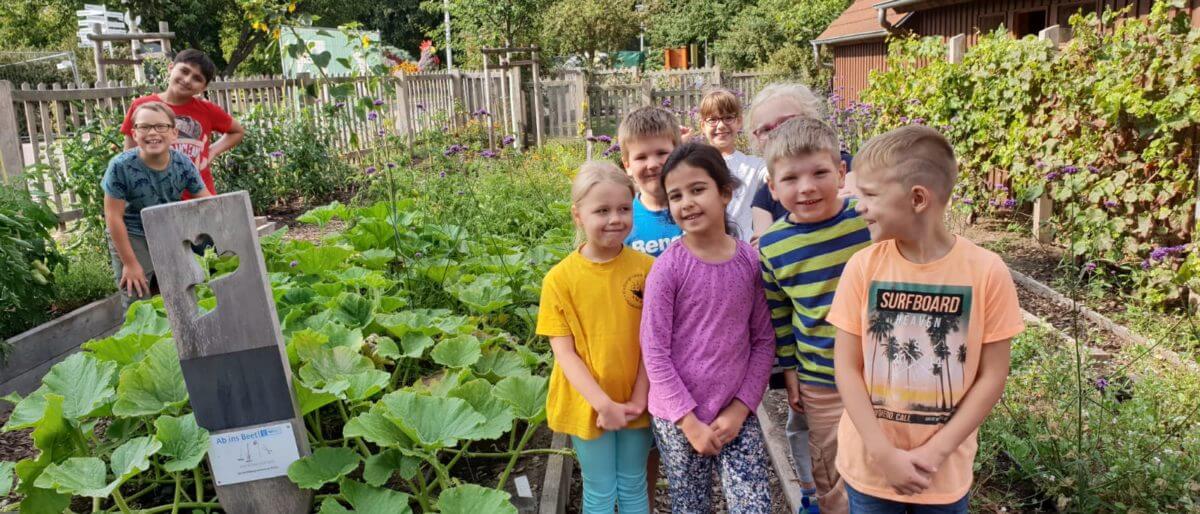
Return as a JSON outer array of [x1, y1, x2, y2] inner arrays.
[[622, 400, 646, 422], [679, 414, 722, 456], [709, 400, 750, 447], [120, 263, 150, 298], [784, 370, 804, 414], [878, 447, 932, 495], [679, 125, 693, 140], [908, 443, 949, 476], [595, 400, 629, 431]]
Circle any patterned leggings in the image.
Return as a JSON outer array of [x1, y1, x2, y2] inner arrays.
[[651, 414, 772, 514]]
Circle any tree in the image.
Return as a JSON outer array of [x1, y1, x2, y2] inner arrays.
[[0, 0, 79, 50], [539, 0, 641, 67], [902, 338, 921, 393], [421, 0, 549, 68], [883, 335, 901, 403], [866, 310, 895, 399], [711, 0, 848, 73]]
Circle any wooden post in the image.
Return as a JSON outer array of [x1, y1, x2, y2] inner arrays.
[[159, 21, 172, 55], [1039, 25, 1068, 47], [92, 24, 107, 85], [575, 70, 589, 138], [711, 64, 722, 87], [530, 51, 544, 148], [141, 193, 311, 514], [947, 34, 966, 64], [0, 81, 23, 184], [640, 76, 653, 107], [1031, 25, 1068, 241], [450, 70, 465, 127], [509, 63, 524, 151], [483, 58, 495, 150], [396, 75, 414, 147]]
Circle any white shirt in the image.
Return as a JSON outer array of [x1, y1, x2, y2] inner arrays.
[[724, 151, 768, 242]]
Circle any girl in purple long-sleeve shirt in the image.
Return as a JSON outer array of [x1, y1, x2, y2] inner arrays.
[[640, 143, 776, 513]]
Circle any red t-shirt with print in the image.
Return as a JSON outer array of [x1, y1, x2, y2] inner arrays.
[[121, 94, 234, 199]]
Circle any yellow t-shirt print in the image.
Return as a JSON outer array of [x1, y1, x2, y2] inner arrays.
[[536, 247, 655, 440]]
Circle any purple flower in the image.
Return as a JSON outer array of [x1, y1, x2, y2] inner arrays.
[[585, 135, 598, 143], [900, 116, 909, 123], [1003, 199, 1016, 209], [269, 150, 284, 158], [1104, 200, 1118, 208], [377, 130, 386, 137], [373, 98, 385, 106], [602, 143, 621, 157], [1062, 165, 1079, 175], [444, 144, 466, 157], [367, 111, 379, 121], [481, 149, 499, 158], [386, 162, 397, 169], [1141, 259, 1152, 270], [335, 101, 346, 108], [1095, 377, 1109, 392], [289, 260, 298, 268], [989, 199, 999, 206], [413, 252, 423, 258], [908, 98, 922, 105], [365, 166, 377, 175], [962, 198, 974, 205], [912, 117, 926, 125], [597, 135, 612, 144], [1088, 165, 1100, 174], [1046, 171, 1061, 181], [472, 108, 490, 117], [439, 171, 447, 178], [1035, 160, 1046, 169], [661, 98, 672, 108], [1149, 245, 1187, 261], [502, 135, 515, 146], [1084, 262, 1097, 273]]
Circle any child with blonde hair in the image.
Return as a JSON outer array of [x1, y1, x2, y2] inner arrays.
[[619, 106, 683, 257], [537, 161, 655, 513]]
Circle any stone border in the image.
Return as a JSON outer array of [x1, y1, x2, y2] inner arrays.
[[757, 402, 802, 514], [0, 294, 124, 413], [538, 432, 573, 514]]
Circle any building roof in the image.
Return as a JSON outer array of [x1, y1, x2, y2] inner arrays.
[[813, 0, 911, 46]]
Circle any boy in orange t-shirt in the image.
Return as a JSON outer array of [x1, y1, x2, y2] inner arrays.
[[826, 125, 1023, 511]]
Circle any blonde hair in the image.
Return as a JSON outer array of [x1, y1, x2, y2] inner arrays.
[[131, 101, 177, 126], [854, 125, 958, 202], [571, 161, 636, 246], [617, 107, 681, 161], [699, 88, 742, 120], [747, 82, 825, 151], [762, 118, 842, 176]]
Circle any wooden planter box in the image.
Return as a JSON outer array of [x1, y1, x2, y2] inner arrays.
[[0, 294, 125, 414]]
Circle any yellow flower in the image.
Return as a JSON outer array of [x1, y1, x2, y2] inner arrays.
[[273, 28, 281, 40], [287, 2, 296, 13], [361, 35, 371, 48]]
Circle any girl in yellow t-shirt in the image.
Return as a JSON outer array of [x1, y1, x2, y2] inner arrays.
[[536, 161, 655, 514]]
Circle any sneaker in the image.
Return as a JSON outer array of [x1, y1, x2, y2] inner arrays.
[[800, 488, 819, 514]]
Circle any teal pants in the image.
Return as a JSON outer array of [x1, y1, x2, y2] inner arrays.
[[570, 428, 653, 514]]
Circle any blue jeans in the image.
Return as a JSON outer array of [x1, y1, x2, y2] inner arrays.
[[571, 428, 653, 514], [845, 483, 968, 514]]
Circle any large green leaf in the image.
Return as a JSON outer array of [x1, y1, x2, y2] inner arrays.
[[431, 335, 482, 369], [0, 461, 14, 496], [113, 340, 188, 417], [379, 391, 485, 449], [29, 395, 78, 466], [448, 380, 515, 441], [343, 405, 413, 448], [331, 292, 375, 328], [110, 436, 161, 481], [415, 257, 462, 283], [296, 382, 339, 415], [376, 309, 452, 338], [154, 414, 209, 473], [296, 201, 346, 227], [341, 479, 413, 514], [40, 352, 118, 421], [448, 275, 514, 314], [494, 375, 548, 421], [33, 457, 112, 497], [473, 348, 530, 381], [437, 484, 517, 514], [15, 460, 70, 514], [287, 447, 361, 490], [114, 303, 170, 338], [397, 333, 435, 359], [3, 390, 48, 431], [296, 245, 354, 275], [358, 248, 396, 270], [362, 449, 420, 487], [318, 498, 353, 514], [298, 346, 389, 401], [325, 323, 365, 352], [82, 333, 164, 365]]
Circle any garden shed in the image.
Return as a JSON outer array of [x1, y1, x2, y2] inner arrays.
[[814, 0, 1200, 102]]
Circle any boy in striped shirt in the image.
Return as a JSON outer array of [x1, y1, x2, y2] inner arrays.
[[759, 118, 872, 514]]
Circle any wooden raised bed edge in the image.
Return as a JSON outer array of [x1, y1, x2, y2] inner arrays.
[[537, 432, 573, 514], [757, 403, 802, 514]]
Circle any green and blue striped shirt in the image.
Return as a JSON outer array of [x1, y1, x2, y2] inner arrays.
[[759, 199, 871, 387]]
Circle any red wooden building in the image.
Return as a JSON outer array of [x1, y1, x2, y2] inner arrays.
[[813, 0, 1200, 102]]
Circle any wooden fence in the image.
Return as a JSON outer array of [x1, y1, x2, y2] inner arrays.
[[0, 67, 774, 219]]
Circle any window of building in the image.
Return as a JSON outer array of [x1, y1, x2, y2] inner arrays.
[[976, 14, 1006, 34], [1057, 2, 1098, 26], [1013, 9, 1048, 37]]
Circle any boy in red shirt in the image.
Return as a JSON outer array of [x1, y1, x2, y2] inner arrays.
[[121, 49, 245, 199]]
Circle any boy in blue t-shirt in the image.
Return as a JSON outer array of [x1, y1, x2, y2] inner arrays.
[[618, 107, 682, 257], [103, 102, 211, 307]]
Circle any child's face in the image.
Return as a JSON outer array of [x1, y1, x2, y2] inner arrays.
[[166, 62, 208, 98], [853, 166, 913, 242], [131, 109, 178, 156], [622, 136, 675, 201], [572, 181, 634, 251], [749, 97, 804, 149], [701, 112, 741, 153], [664, 163, 731, 237], [768, 152, 846, 224]]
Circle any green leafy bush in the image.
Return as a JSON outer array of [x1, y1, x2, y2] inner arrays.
[[861, 3, 1200, 309], [0, 185, 64, 339], [214, 104, 357, 212]]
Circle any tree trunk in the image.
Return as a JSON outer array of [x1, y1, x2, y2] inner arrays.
[[223, 25, 268, 77]]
